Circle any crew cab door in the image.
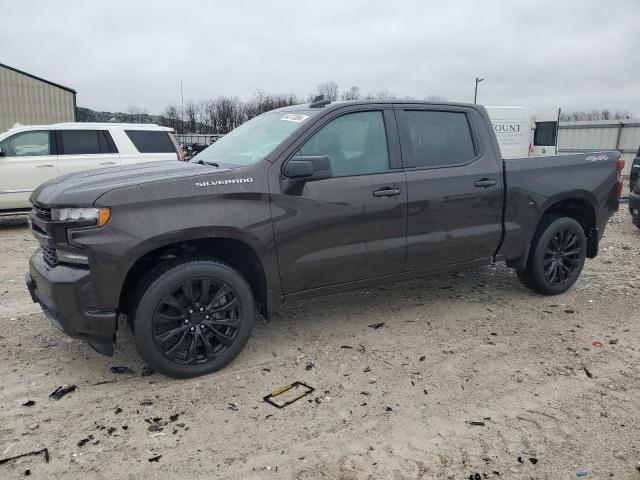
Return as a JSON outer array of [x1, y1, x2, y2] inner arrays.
[[0, 130, 58, 210], [395, 106, 503, 271], [270, 107, 407, 294], [56, 129, 120, 175]]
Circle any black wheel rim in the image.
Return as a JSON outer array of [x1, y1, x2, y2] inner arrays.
[[543, 228, 582, 285], [152, 277, 241, 365]]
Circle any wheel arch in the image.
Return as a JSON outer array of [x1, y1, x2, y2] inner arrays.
[[119, 235, 271, 319]]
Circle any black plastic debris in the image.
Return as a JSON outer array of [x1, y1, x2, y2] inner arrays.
[[368, 322, 385, 329], [419, 356, 425, 362], [530, 457, 538, 465], [110, 366, 133, 375], [114, 407, 123, 415], [148, 455, 162, 462], [169, 414, 179, 422], [141, 366, 155, 377], [228, 403, 239, 411], [583, 366, 593, 378], [264, 382, 315, 409], [517, 456, 524, 464], [385, 406, 393, 412], [340, 345, 353, 349], [465, 421, 485, 426], [469, 474, 482, 480], [305, 362, 315, 371], [0, 448, 49, 466], [22, 400, 35, 407], [49, 385, 76, 400], [25, 469, 31, 476], [140, 399, 153, 406], [77, 436, 93, 447]]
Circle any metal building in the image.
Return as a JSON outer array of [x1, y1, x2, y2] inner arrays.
[[0, 63, 76, 134], [557, 119, 640, 176]]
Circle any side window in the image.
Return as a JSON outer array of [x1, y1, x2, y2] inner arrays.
[[401, 110, 476, 168], [125, 130, 175, 153], [0, 131, 50, 157], [533, 121, 557, 146], [60, 130, 101, 155], [299, 111, 389, 177]]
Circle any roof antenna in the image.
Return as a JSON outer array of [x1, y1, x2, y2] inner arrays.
[[309, 94, 331, 108]]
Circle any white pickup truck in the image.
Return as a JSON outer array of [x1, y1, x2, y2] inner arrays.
[[0, 123, 183, 215]]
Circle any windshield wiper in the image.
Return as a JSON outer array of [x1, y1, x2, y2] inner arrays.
[[195, 159, 220, 167]]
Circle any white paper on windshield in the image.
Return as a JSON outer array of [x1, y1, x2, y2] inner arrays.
[[280, 114, 309, 123]]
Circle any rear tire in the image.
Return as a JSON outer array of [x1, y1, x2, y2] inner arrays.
[[132, 258, 255, 378], [516, 216, 586, 295]]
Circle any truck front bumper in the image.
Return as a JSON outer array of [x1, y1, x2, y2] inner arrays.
[[629, 191, 640, 227], [26, 249, 116, 356]]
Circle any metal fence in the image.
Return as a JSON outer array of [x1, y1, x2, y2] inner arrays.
[[176, 133, 224, 146], [557, 120, 640, 176]]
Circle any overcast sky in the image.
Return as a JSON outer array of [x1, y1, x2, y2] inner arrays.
[[2, 0, 638, 115]]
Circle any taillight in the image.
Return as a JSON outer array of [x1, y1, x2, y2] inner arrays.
[[169, 132, 186, 161], [616, 158, 625, 199]]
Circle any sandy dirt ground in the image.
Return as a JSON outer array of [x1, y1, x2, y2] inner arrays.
[[0, 209, 639, 479]]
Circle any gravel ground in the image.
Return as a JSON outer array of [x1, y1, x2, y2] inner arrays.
[[0, 209, 638, 479]]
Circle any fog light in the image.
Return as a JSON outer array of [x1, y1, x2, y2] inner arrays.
[[57, 250, 89, 265]]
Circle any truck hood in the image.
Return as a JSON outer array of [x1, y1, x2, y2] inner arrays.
[[30, 161, 232, 207]]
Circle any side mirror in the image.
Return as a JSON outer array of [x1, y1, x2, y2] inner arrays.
[[283, 155, 332, 182]]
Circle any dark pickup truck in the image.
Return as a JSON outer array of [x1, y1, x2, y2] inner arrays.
[[25, 99, 625, 378]]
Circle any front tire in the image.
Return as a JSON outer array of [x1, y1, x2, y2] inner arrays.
[[517, 216, 586, 295], [132, 258, 255, 378]]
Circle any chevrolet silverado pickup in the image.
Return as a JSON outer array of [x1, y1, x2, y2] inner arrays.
[[25, 99, 625, 378]]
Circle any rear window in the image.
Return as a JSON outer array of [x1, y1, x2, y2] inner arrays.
[[400, 110, 476, 168], [59, 130, 117, 155], [125, 130, 176, 153], [533, 121, 557, 146]]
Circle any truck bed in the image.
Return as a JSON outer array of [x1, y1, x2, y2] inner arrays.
[[498, 152, 621, 261]]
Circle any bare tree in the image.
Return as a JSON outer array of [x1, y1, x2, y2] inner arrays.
[[560, 109, 634, 122], [425, 95, 447, 101], [309, 81, 339, 102], [126, 105, 149, 123], [364, 88, 396, 100], [340, 86, 361, 101], [184, 101, 200, 133]]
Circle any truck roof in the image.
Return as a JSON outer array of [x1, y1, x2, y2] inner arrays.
[[272, 99, 480, 113]]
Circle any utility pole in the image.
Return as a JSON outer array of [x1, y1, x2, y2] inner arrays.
[[180, 80, 184, 133], [474, 77, 484, 104]]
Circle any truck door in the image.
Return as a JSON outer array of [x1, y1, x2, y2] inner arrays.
[[395, 106, 503, 271], [57, 129, 120, 176], [0, 130, 58, 210], [270, 107, 407, 294]]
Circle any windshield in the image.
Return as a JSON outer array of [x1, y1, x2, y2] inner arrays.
[[191, 111, 314, 167]]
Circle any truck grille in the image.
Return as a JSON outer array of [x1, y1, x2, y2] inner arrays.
[[42, 246, 59, 267], [33, 204, 52, 219]]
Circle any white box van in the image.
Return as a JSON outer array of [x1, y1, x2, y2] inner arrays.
[[485, 106, 560, 159], [0, 123, 183, 214]]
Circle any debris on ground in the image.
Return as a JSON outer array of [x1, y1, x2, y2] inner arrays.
[[305, 362, 315, 371], [49, 385, 77, 400], [140, 399, 153, 406], [591, 341, 604, 347], [148, 455, 162, 462], [0, 448, 50, 466], [77, 436, 93, 447], [576, 470, 588, 477], [110, 366, 133, 374], [465, 421, 485, 426], [368, 323, 385, 329], [609, 338, 619, 345], [22, 400, 35, 407], [264, 382, 315, 408], [141, 366, 155, 376], [583, 366, 594, 378]]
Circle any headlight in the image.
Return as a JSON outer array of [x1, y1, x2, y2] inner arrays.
[[51, 207, 111, 226]]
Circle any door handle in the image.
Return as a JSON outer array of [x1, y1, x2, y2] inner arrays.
[[373, 188, 402, 198], [474, 179, 496, 188], [100, 161, 117, 165], [36, 164, 55, 168]]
